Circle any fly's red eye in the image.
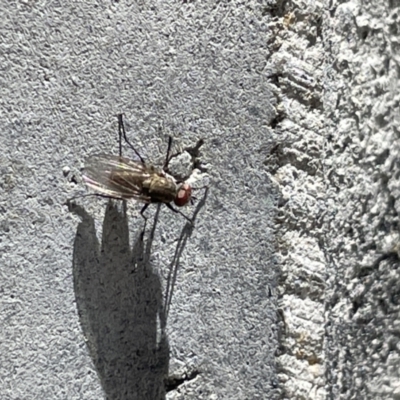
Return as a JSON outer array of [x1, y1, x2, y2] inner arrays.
[[174, 183, 192, 207]]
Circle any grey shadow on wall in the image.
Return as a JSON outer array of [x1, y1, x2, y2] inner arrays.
[[70, 200, 168, 400], [69, 188, 208, 398], [163, 187, 209, 320], [161, 188, 209, 392]]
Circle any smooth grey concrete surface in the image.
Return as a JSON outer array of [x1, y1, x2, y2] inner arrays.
[[1, 2, 278, 399]]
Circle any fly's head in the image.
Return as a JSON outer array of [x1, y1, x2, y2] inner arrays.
[[174, 182, 192, 207]]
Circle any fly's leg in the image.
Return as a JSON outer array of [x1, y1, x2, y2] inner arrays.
[[118, 113, 122, 157], [189, 139, 206, 171], [118, 114, 145, 163], [163, 136, 173, 170], [139, 203, 150, 232], [165, 203, 194, 225], [139, 203, 149, 221], [186, 139, 204, 158], [163, 137, 205, 177]]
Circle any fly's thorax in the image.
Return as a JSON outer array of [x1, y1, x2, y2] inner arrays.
[[143, 174, 177, 204], [174, 182, 192, 207]]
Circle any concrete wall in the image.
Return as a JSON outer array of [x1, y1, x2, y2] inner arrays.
[[272, 0, 400, 398], [1, 2, 277, 399], [1, 0, 398, 399]]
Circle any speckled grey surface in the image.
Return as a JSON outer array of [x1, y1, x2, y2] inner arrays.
[[322, 1, 400, 398], [269, 0, 400, 398], [0, 2, 278, 399]]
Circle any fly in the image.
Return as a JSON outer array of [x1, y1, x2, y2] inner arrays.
[[82, 154, 193, 221], [70, 114, 201, 224]]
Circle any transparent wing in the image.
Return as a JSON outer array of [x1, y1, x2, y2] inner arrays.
[[82, 154, 152, 202]]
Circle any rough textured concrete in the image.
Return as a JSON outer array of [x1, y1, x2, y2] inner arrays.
[[2, 0, 399, 399], [1, 2, 277, 399], [323, 0, 400, 398], [266, 0, 326, 397], [270, 0, 400, 399]]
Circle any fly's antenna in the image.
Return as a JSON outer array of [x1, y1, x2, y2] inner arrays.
[[117, 114, 145, 164]]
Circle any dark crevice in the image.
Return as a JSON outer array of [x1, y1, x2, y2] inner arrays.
[[165, 369, 200, 392]]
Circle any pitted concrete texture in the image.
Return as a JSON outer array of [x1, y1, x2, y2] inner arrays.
[[1, 2, 277, 399], [323, 0, 400, 398], [271, 0, 400, 399], [1, 1, 398, 399]]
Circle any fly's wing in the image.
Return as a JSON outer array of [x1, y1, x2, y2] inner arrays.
[[82, 154, 152, 202]]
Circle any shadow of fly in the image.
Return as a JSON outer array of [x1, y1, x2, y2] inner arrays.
[[67, 114, 204, 225]]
